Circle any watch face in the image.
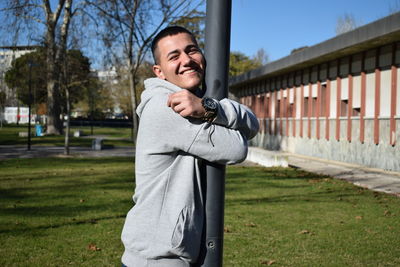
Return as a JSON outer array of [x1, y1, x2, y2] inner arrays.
[[204, 98, 217, 110]]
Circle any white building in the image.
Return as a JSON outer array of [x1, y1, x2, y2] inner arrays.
[[0, 46, 37, 106], [94, 67, 123, 116], [4, 107, 31, 124]]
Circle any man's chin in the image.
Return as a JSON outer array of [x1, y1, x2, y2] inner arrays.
[[180, 80, 202, 90]]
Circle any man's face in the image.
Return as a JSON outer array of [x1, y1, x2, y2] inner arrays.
[[153, 32, 205, 91]]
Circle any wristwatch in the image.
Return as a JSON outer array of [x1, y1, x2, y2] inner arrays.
[[201, 97, 218, 122]]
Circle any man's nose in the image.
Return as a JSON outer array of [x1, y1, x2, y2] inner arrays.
[[181, 53, 192, 65]]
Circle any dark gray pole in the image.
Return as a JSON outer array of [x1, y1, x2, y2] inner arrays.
[[200, 1, 231, 266]]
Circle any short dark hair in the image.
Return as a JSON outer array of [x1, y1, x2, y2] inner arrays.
[[151, 26, 198, 64]]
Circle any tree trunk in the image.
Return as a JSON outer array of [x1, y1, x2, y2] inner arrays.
[[61, 0, 73, 154], [45, 23, 62, 135], [128, 67, 138, 143], [43, 0, 68, 135], [46, 76, 62, 135]]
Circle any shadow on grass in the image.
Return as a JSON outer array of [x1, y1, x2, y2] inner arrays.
[[0, 213, 128, 235], [227, 167, 327, 180], [226, 188, 358, 206], [1, 172, 133, 193], [0, 157, 134, 169]]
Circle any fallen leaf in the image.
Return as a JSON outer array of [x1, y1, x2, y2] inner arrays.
[[384, 210, 391, 216], [88, 243, 101, 251], [355, 216, 363, 220], [80, 199, 85, 203], [260, 260, 276, 265], [299, 230, 311, 234], [245, 223, 257, 227], [224, 227, 231, 233]]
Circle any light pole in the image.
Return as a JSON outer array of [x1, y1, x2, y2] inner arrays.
[[199, 1, 232, 266]]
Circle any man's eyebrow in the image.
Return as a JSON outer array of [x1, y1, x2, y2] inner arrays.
[[166, 49, 180, 58], [166, 44, 199, 58], [185, 44, 199, 50]]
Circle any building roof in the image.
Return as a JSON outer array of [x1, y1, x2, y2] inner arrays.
[[0, 45, 40, 51], [229, 12, 400, 88]]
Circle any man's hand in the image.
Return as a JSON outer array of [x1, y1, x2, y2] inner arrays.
[[167, 90, 206, 118]]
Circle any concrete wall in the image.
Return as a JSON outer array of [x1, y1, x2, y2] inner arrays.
[[250, 118, 400, 171]]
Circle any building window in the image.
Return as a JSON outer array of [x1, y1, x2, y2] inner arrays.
[[312, 97, 317, 117], [340, 100, 348, 117], [288, 103, 294, 118], [303, 97, 309, 117], [320, 85, 327, 116], [283, 97, 287, 117], [276, 100, 281, 117], [353, 107, 361, 116]]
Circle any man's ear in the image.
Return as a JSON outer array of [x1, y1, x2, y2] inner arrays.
[[153, 65, 165, 79]]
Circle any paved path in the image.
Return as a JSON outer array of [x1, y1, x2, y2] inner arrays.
[[286, 153, 400, 197], [0, 145, 134, 159]]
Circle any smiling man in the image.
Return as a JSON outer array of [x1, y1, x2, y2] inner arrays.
[[121, 26, 259, 267]]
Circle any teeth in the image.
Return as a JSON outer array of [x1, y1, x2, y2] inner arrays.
[[183, 69, 196, 74]]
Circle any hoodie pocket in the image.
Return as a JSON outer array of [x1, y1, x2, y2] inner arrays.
[[170, 206, 202, 259], [171, 206, 189, 248]]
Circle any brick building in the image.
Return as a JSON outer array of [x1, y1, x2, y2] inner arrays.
[[229, 12, 400, 171]]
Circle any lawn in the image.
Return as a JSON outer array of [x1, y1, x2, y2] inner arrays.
[[0, 124, 133, 147], [0, 157, 399, 266]]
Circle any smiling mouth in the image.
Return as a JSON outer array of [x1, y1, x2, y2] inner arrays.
[[181, 69, 198, 75]]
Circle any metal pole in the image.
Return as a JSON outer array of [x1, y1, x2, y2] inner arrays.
[[199, 1, 232, 266]]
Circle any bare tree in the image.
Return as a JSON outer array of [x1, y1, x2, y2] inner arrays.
[[253, 48, 269, 65], [60, 0, 73, 154], [388, 0, 400, 14], [86, 0, 203, 141], [0, 0, 84, 135], [335, 13, 358, 35]]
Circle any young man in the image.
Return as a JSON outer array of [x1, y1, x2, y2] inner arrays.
[[121, 26, 259, 267]]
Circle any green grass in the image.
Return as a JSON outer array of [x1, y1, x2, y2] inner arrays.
[[1, 158, 399, 266], [224, 166, 400, 266], [0, 157, 134, 266], [0, 125, 133, 147]]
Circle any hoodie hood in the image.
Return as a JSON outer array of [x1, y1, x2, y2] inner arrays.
[[137, 78, 182, 117], [137, 78, 203, 117]]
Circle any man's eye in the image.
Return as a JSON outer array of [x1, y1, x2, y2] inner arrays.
[[189, 48, 199, 54], [169, 55, 179, 60]]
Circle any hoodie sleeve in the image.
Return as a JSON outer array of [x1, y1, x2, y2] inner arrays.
[[138, 94, 248, 165], [212, 98, 259, 140]]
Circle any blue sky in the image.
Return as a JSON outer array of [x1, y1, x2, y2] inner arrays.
[[230, 0, 399, 61], [1, 0, 398, 69]]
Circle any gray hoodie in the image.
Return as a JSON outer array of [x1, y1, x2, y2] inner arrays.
[[121, 78, 259, 266]]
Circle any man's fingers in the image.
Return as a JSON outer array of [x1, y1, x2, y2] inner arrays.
[[167, 95, 172, 107], [167, 90, 203, 118], [172, 103, 185, 113], [168, 93, 188, 107]]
